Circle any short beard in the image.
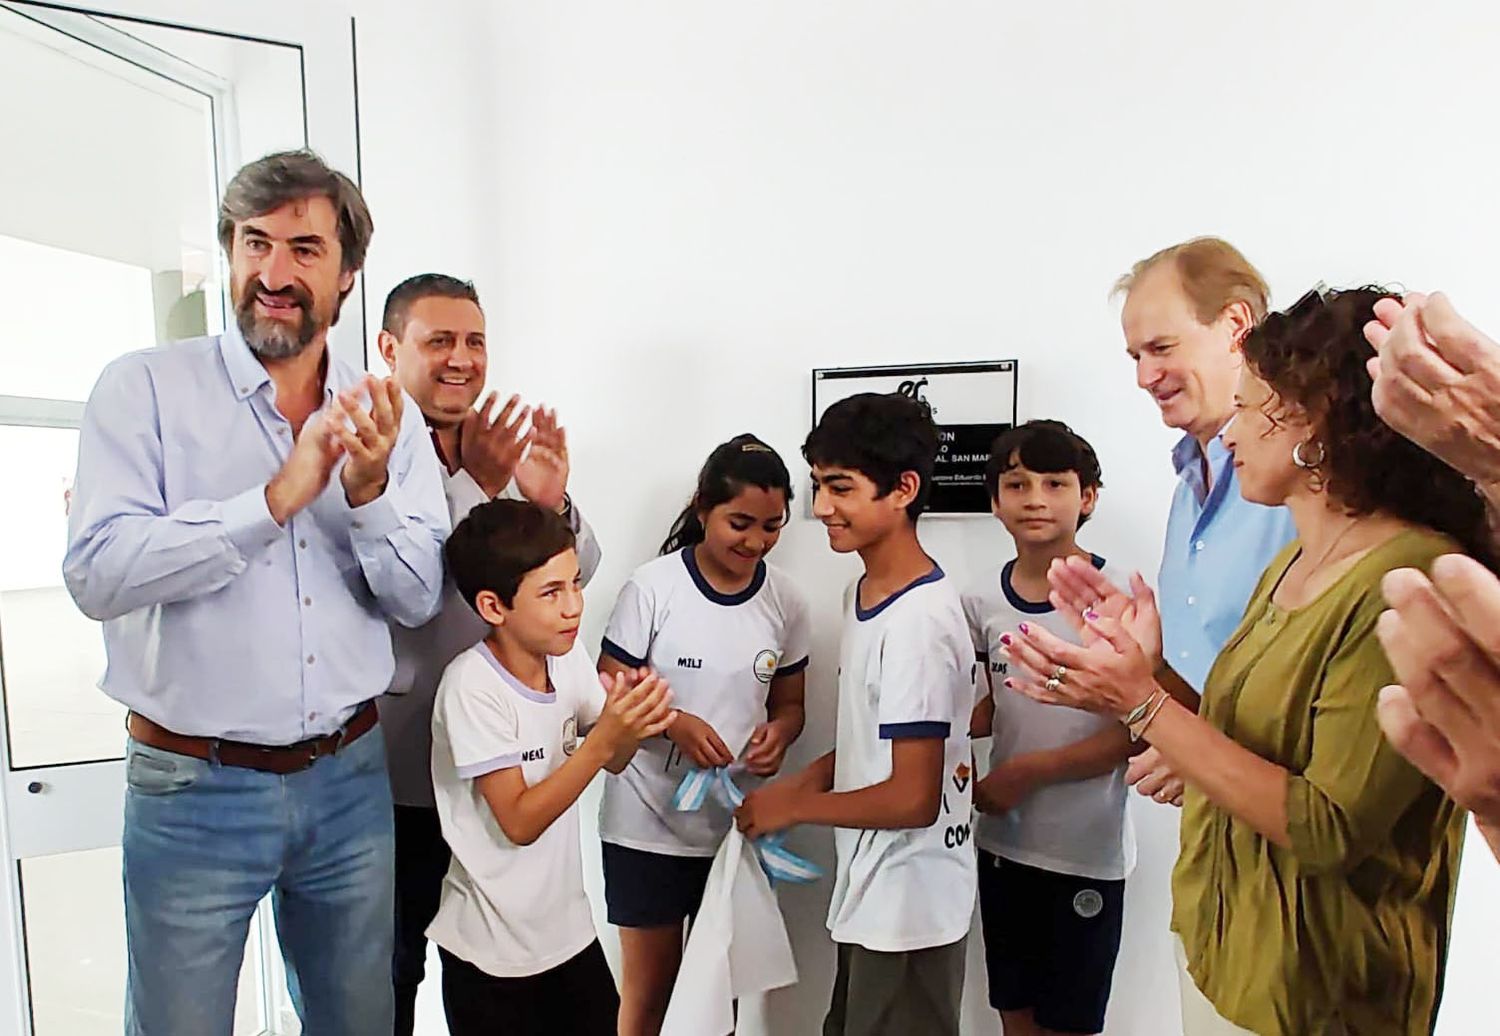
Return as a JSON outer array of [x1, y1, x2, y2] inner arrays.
[[235, 282, 322, 360]]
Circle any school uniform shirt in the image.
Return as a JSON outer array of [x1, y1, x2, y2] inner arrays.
[[962, 556, 1136, 881], [381, 466, 601, 809], [427, 640, 605, 978], [825, 566, 978, 953], [598, 548, 811, 857]]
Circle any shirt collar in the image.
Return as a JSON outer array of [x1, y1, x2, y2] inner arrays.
[[219, 322, 337, 405], [219, 322, 272, 401], [1170, 431, 1232, 475]]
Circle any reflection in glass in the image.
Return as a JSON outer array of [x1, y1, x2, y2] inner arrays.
[[21, 847, 266, 1035], [0, 426, 122, 769]]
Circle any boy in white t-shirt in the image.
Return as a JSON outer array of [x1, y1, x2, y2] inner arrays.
[[429, 499, 676, 1036], [965, 420, 1137, 1036], [736, 393, 977, 1036]]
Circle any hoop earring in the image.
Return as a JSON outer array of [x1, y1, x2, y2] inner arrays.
[[1292, 439, 1326, 469]]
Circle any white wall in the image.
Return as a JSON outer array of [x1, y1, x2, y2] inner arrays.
[[352, 2, 1500, 1033]]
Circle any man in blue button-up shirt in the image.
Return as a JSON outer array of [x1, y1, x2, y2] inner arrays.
[[1114, 238, 1297, 802], [64, 151, 448, 1036]]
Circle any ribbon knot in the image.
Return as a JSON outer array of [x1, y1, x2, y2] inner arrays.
[[673, 767, 823, 884]]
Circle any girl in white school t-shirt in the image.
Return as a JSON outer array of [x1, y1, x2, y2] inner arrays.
[[597, 434, 812, 1036]]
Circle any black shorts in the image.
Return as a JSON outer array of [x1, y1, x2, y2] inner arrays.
[[438, 940, 617, 1036], [976, 850, 1124, 1035], [601, 842, 714, 927]]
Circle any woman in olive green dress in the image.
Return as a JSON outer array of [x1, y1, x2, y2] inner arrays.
[[1004, 286, 1492, 1036]]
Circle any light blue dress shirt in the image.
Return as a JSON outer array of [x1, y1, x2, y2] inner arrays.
[[1157, 433, 1297, 692], [64, 326, 449, 744]]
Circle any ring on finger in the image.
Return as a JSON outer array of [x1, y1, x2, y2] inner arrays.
[[1044, 676, 1061, 693], [1050, 665, 1068, 683]]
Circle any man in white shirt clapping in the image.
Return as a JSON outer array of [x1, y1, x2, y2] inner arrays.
[[375, 274, 601, 1035]]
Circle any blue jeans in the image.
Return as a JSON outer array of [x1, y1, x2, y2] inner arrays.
[[121, 729, 395, 1035]]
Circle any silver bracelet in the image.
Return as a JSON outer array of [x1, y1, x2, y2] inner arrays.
[[1130, 691, 1171, 743], [1120, 692, 1156, 729]]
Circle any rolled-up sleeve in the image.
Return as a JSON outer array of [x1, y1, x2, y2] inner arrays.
[[1285, 603, 1432, 875], [348, 399, 450, 628], [64, 356, 282, 621]]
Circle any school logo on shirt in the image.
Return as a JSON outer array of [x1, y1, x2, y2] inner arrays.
[[562, 717, 579, 756], [753, 649, 779, 684], [952, 761, 971, 794]]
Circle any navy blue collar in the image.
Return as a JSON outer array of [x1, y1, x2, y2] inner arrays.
[[856, 564, 945, 622], [681, 546, 766, 606], [1001, 553, 1105, 615]]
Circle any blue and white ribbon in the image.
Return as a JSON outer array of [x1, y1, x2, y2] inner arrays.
[[673, 767, 824, 885]]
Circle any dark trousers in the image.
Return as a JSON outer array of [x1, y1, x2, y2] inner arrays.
[[439, 942, 619, 1036], [393, 804, 452, 1036]]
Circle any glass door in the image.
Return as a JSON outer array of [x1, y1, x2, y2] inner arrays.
[[0, 2, 363, 1032]]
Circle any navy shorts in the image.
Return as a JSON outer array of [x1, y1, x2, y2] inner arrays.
[[602, 842, 714, 928], [977, 850, 1125, 1035]]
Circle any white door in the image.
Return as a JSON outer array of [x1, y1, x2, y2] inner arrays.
[[0, 2, 363, 1032]]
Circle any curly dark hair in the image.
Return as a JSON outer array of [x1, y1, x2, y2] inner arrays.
[[1242, 285, 1493, 566]]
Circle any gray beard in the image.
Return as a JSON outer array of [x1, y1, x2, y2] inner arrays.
[[237, 305, 316, 360]]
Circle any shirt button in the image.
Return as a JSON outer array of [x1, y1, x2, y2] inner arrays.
[[306, 654, 315, 665], [299, 539, 308, 549], [303, 596, 312, 607], [1194, 541, 1205, 552], [1179, 650, 1189, 660], [351, 520, 362, 529], [308, 711, 318, 722], [1186, 595, 1197, 606]]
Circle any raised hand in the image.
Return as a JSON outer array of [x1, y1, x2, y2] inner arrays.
[[514, 406, 570, 513], [1002, 611, 1156, 719], [1048, 556, 1163, 667], [266, 408, 345, 525], [1364, 292, 1500, 491], [1376, 555, 1500, 862], [459, 392, 531, 498], [335, 375, 404, 508], [595, 669, 677, 752]]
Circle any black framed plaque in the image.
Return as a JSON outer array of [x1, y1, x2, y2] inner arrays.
[[811, 360, 1019, 515]]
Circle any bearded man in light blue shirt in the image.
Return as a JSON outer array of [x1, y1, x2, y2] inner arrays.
[[1112, 238, 1296, 803], [64, 151, 448, 1036]]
